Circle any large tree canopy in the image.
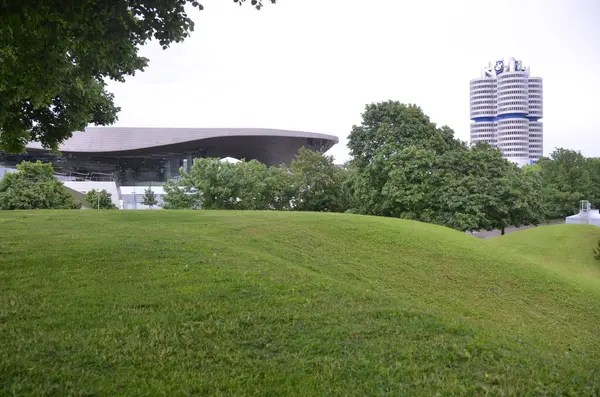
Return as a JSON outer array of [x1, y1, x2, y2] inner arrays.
[[348, 101, 465, 218], [347, 101, 547, 232], [536, 148, 598, 218], [0, 0, 275, 153]]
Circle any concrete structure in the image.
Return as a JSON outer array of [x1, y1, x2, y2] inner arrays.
[[120, 185, 166, 210], [63, 181, 122, 208], [1, 127, 338, 210], [1, 127, 338, 185], [470, 57, 543, 166], [565, 200, 600, 226], [0, 166, 16, 180]]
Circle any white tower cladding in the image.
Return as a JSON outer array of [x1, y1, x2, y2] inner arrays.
[[469, 57, 543, 166]]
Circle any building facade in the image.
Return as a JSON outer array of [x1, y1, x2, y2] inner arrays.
[[0, 127, 339, 209], [0, 127, 338, 185], [470, 57, 543, 166]]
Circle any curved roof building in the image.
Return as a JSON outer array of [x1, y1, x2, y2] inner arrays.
[[2, 127, 338, 184]]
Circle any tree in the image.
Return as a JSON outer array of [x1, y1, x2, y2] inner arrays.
[[162, 179, 202, 210], [230, 160, 269, 210], [428, 143, 498, 232], [585, 157, 600, 209], [290, 148, 347, 212], [431, 143, 546, 234], [376, 146, 438, 220], [85, 189, 116, 209], [160, 152, 351, 213], [0, 0, 276, 153], [142, 184, 158, 208], [0, 161, 80, 210], [349, 101, 462, 170], [347, 102, 546, 233], [179, 158, 268, 210], [537, 149, 593, 219], [507, 163, 547, 229], [262, 165, 296, 211], [348, 101, 465, 218], [336, 163, 358, 213]]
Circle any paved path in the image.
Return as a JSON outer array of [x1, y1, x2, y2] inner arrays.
[[470, 220, 565, 239]]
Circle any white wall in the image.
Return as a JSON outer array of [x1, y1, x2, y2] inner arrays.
[[120, 185, 166, 210], [63, 181, 121, 207], [0, 165, 17, 179]]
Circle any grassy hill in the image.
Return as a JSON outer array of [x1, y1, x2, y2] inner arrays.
[[1, 211, 599, 396]]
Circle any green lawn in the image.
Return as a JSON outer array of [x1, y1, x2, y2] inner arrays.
[[1, 211, 600, 396]]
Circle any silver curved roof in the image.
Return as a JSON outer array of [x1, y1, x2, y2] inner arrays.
[[25, 127, 339, 165], [26, 127, 338, 152]]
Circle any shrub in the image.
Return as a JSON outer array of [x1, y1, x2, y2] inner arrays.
[[85, 189, 116, 209], [0, 161, 79, 210]]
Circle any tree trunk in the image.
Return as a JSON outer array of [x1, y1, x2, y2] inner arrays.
[[501, 227, 505, 236]]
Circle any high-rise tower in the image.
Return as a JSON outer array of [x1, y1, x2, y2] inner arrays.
[[470, 57, 543, 166]]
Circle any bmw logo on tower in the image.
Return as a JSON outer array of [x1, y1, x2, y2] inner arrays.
[[494, 60, 504, 74]]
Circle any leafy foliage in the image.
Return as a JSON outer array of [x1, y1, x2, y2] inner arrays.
[[157, 100, 555, 233], [290, 148, 347, 213], [142, 185, 158, 208], [537, 149, 598, 218], [85, 189, 117, 209], [0, 160, 79, 209], [162, 150, 350, 212], [233, 0, 277, 10], [348, 102, 465, 219], [178, 158, 268, 210], [586, 157, 600, 209], [162, 179, 203, 210], [435, 143, 546, 234], [262, 165, 296, 211], [0, 0, 275, 153], [347, 101, 547, 232]]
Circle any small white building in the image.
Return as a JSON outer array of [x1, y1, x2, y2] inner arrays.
[[565, 200, 600, 226]]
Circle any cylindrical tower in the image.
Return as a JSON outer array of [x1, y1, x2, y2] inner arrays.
[[496, 70, 530, 165], [470, 78, 497, 119], [470, 78, 497, 146], [497, 71, 529, 116], [528, 77, 543, 162], [528, 77, 543, 119], [470, 121, 497, 146], [528, 121, 543, 161], [496, 118, 530, 163], [470, 57, 543, 166]]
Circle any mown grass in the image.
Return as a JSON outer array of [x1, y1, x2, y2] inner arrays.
[[1, 211, 599, 396]]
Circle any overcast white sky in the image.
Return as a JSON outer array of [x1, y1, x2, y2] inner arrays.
[[106, 0, 600, 163]]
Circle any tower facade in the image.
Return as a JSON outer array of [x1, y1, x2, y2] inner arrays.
[[470, 57, 543, 166]]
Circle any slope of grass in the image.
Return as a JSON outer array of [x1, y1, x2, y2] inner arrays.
[[1, 211, 599, 396], [489, 224, 600, 285]]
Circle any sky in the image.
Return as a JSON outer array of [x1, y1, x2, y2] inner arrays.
[[105, 0, 600, 163]]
